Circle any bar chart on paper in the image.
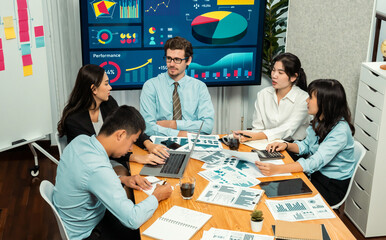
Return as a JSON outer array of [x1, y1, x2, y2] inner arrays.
[[266, 195, 335, 222]]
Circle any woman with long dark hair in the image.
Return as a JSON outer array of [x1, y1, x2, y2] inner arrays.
[[57, 65, 169, 171], [234, 52, 309, 142], [256, 79, 356, 205]]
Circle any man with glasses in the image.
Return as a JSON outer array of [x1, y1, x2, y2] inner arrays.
[[140, 36, 214, 137]]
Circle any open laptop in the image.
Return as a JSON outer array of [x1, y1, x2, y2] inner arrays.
[[139, 122, 203, 178]]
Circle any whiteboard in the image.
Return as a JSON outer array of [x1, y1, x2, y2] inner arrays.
[[0, 0, 52, 151]]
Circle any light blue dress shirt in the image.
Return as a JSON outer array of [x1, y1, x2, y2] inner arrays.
[[140, 72, 214, 136], [295, 121, 355, 180], [53, 135, 158, 240]]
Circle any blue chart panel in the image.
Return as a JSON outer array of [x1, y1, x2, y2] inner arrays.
[[90, 50, 165, 89], [89, 26, 141, 49], [80, 0, 266, 89], [190, 48, 256, 85], [88, 0, 141, 23]]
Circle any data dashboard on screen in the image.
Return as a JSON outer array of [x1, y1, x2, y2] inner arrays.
[[80, 0, 265, 90]]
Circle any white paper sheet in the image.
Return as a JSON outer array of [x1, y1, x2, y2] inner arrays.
[[265, 194, 336, 222], [201, 228, 274, 240], [197, 182, 264, 210], [198, 166, 260, 187]]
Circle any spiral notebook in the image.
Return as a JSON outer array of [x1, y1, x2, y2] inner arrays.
[[143, 206, 212, 240]]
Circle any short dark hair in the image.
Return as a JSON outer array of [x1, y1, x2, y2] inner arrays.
[[164, 36, 193, 58], [99, 105, 145, 137]]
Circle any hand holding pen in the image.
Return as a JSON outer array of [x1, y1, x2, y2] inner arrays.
[[232, 131, 252, 143], [153, 180, 173, 202]]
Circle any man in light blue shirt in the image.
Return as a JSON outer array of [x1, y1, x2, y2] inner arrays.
[[53, 106, 172, 240], [140, 36, 214, 137]]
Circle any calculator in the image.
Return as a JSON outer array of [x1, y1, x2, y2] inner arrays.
[[251, 149, 284, 160]]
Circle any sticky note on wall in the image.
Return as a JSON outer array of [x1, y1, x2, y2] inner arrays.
[[23, 65, 32, 76], [21, 43, 31, 55], [17, 0, 28, 9], [0, 38, 4, 71], [34, 26, 44, 37], [3, 16, 16, 40], [22, 54, 32, 66]]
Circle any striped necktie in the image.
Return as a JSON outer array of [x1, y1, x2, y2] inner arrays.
[[172, 82, 182, 120]]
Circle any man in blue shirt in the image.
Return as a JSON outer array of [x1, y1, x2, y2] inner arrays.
[[140, 36, 214, 137], [53, 106, 172, 240]]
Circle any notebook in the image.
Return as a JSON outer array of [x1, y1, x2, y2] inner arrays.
[[272, 221, 329, 240], [139, 122, 203, 178], [143, 205, 212, 240]]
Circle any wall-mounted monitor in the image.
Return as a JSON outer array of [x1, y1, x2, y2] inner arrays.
[[80, 0, 266, 90]]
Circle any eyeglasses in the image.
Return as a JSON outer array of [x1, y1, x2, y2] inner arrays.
[[163, 56, 188, 64]]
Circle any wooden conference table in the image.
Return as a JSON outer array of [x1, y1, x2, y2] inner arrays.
[[130, 141, 355, 240]]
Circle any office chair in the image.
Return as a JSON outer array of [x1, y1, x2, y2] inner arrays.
[[55, 132, 68, 157], [330, 140, 367, 210], [40, 180, 69, 240]]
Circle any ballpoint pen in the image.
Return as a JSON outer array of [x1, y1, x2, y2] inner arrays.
[[239, 133, 252, 138]]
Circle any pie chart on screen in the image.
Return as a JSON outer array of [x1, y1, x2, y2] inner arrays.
[[191, 11, 247, 44]]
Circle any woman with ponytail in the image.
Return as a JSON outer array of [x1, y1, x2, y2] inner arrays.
[[234, 52, 310, 142]]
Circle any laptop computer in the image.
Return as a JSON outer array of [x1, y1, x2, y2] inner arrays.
[[139, 122, 203, 178]]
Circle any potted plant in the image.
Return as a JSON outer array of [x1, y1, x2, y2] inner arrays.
[[262, 0, 289, 78], [250, 209, 264, 232]]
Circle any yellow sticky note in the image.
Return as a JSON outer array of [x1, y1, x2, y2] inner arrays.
[[23, 65, 33, 76], [4, 27, 16, 40], [3, 16, 14, 28]]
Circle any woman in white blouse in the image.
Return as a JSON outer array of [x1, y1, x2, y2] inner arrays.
[[234, 52, 310, 142]]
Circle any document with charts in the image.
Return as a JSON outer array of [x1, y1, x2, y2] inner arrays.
[[197, 182, 264, 211], [265, 194, 335, 222], [198, 151, 291, 178], [202, 228, 274, 240], [198, 165, 260, 187], [188, 133, 222, 151], [150, 136, 189, 151], [142, 206, 211, 240]]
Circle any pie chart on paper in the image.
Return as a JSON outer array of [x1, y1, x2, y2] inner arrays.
[[191, 11, 248, 44]]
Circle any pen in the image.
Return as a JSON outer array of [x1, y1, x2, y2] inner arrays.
[[240, 133, 252, 138], [150, 180, 163, 185], [162, 180, 167, 185]]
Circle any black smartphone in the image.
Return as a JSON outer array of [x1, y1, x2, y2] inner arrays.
[[160, 139, 181, 150]]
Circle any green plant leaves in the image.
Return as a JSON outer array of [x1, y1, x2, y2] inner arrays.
[[262, 0, 288, 78]]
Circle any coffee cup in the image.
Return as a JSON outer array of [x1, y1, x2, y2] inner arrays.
[[179, 176, 195, 199], [228, 138, 240, 150]]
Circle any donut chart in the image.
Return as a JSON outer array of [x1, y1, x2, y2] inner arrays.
[[97, 29, 113, 44], [191, 11, 247, 44]]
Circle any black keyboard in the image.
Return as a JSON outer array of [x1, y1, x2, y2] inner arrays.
[[160, 153, 186, 174]]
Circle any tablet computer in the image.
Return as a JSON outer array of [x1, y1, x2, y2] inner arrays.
[[260, 178, 313, 198]]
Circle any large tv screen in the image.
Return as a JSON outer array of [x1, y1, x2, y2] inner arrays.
[[80, 0, 266, 90]]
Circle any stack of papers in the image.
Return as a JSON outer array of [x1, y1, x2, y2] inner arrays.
[[197, 182, 264, 210], [202, 228, 274, 240], [199, 165, 261, 187], [195, 150, 290, 178], [188, 133, 223, 151]]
